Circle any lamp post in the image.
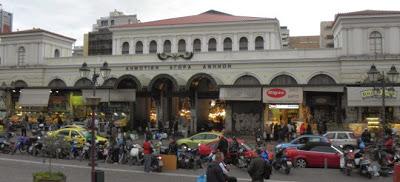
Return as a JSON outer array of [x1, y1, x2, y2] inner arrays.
[[367, 64, 399, 124], [79, 62, 111, 182]]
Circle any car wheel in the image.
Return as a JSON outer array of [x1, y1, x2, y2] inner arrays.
[[296, 158, 307, 168]]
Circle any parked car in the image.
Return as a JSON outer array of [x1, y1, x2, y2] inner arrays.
[[177, 131, 222, 149], [47, 128, 108, 146], [198, 138, 257, 163], [323, 131, 357, 150], [285, 142, 344, 168], [275, 135, 330, 152]]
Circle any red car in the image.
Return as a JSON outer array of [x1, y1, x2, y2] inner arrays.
[[285, 142, 344, 168], [198, 138, 257, 162]]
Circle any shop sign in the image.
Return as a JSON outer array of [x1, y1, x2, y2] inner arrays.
[[269, 104, 299, 109], [347, 87, 400, 106], [263, 87, 303, 103], [124, 63, 232, 71], [219, 87, 261, 101]]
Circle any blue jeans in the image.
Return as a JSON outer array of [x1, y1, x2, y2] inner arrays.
[[144, 154, 152, 172]]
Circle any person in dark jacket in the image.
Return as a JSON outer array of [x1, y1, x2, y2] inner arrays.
[[207, 152, 226, 182], [217, 135, 228, 157], [248, 149, 270, 182]]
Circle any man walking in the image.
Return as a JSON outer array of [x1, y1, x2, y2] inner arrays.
[[248, 149, 271, 182], [143, 138, 153, 173], [206, 152, 226, 182]]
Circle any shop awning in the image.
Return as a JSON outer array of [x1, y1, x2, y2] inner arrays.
[[19, 89, 50, 107], [82, 89, 110, 102], [82, 89, 136, 102], [219, 87, 261, 101], [303, 86, 344, 92], [110, 89, 136, 102]]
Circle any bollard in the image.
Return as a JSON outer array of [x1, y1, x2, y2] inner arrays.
[[95, 170, 104, 182], [394, 163, 400, 182], [324, 158, 328, 169]]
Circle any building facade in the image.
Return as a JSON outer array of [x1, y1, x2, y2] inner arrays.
[[0, 10, 400, 135], [0, 6, 12, 33]]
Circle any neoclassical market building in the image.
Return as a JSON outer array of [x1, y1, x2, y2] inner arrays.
[[1, 10, 400, 134]]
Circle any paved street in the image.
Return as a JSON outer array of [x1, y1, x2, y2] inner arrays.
[[0, 153, 393, 182]]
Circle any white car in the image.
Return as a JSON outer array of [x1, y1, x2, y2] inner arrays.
[[323, 131, 358, 150]]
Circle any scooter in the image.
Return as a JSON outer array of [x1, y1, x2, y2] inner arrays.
[[272, 148, 292, 174], [128, 144, 144, 166], [151, 154, 163, 172], [343, 149, 355, 176]]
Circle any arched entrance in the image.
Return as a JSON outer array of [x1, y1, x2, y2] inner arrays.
[[231, 75, 262, 132], [148, 74, 178, 131], [114, 75, 141, 130], [186, 73, 218, 132], [48, 79, 67, 88], [305, 74, 342, 126]]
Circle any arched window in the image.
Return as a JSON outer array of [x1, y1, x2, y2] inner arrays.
[[270, 75, 297, 85], [234, 75, 260, 86], [369, 31, 383, 54], [17, 46, 25, 65], [223, 38, 232, 51], [135, 41, 143, 54], [178, 39, 186, 53], [163, 40, 171, 53], [239, 37, 248, 51], [149, 40, 157, 53], [122, 42, 129, 54], [54, 49, 60, 58], [255, 36, 264, 50], [208, 38, 217, 52], [193, 39, 201, 52], [308, 74, 336, 85]]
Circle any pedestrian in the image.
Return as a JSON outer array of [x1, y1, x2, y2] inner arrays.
[[206, 152, 226, 182], [217, 135, 228, 158], [143, 138, 153, 173], [56, 114, 63, 129], [306, 123, 312, 135], [248, 149, 271, 182], [265, 123, 271, 142], [21, 114, 28, 136], [300, 122, 306, 135], [273, 124, 280, 141]]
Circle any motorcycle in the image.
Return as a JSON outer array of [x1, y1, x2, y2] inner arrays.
[[0, 132, 14, 154], [236, 145, 254, 169], [354, 151, 375, 179], [177, 147, 192, 169], [79, 142, 91, 161], [343, 149, 355, 176], [151, 154, 163, 172], [12, 136, 30, 154], [28, 136, 43, 156], [128, 144, 144, 166], [272, 148, 292, 174]]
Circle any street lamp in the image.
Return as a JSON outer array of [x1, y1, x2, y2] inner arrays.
[[79, 62, 111, 182], [366, 64, 399, 124]]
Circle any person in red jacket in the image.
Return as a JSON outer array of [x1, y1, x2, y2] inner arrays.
[[143, 139, 153, 172]]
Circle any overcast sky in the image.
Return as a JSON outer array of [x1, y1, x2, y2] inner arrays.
[[2, 0, 400, 46]]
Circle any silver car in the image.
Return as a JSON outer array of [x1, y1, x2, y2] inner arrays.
[[323, 131, 358, 150]]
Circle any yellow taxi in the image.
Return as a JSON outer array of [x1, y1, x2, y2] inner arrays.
[[47, 128, 108, 146]]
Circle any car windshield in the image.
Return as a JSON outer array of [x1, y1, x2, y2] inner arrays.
[[80, 130, 89, 137]]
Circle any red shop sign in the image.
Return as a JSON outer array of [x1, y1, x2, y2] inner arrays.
[[266, 88, 286, 98]]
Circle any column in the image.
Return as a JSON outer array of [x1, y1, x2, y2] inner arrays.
[[187, 37, 193, 52], [201, 36, 207, 52], [157, 38, 163, 53], [171, 36, 177, 53], [232, 34, 239, 51], [143, 38, 149, 54], [248, 34, 255, 51], [224, 102, 232, 132], [129, 39, 134, 55], [217, 34, 223, 52]]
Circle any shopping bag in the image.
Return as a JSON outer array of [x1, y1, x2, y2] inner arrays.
[[196, 174, 206, 182]]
